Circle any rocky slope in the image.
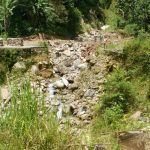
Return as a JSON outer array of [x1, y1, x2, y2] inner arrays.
[[1, 30, 121, 128], [2, 30, 150, 149], [28, 30, 121, 129]]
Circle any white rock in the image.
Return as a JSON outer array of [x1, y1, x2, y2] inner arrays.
[[54, 80, 65, 89], [78, 63, 88, 69], [74, 59, 81, 68], [13, 62, 26, 70], [63, 49, 71, 57], [31, 65, 39, 74], [57, 100, 63, 120], [47, 84, 55, 98], [101, 25, 110, 30], [61, 77, 69, 87]]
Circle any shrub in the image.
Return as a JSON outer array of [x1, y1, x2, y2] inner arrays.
[[116, 0, 150, 32], [123, 38, 150, 75], [124, 24, 139, 36], [0, 49, 22, 71], [103, 105, 123, 128], [68, 8, 83, 36], [101, 69, 136, 113]]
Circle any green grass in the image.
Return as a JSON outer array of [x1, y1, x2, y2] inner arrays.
[[90, 41, 150, 148], [0, 79, 80, 150]]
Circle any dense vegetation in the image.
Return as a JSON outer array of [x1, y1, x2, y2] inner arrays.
[[0, 0, 110, 37], [116, 0, 150, 33]]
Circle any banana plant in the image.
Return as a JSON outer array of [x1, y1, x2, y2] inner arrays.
[[0, 0, 17, 34]]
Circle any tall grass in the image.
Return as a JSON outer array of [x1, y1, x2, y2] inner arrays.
[[0, 79, 78, 150]]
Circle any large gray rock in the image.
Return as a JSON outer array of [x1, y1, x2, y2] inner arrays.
[[118, 131, 150, 150]]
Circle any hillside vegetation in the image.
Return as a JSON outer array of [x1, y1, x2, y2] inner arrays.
[[0, 0, 149, 37]]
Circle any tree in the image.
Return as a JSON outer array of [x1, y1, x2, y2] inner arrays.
[[116, 0, 150, 31], [0, 0, 17, 33], [8, 0, 56, 36]]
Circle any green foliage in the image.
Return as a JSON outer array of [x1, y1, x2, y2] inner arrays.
[[0, 0, 17, 33], [147, 83, 150, 100], [101, 68, 136, 113], [0, 64, 7, 85], [9, 0, 57, 36], [0, 49, 21, 70], [123, 38, 150, 75], [68, 7, 83, 36], [124, 24, 139, 36], [99, 0, 112, 9], [0, 0, 109, 37], [103, 105, 123, 128], [0, 49, 23, 85], [0, 80, 78, 150], [116, 0, 150, 32]]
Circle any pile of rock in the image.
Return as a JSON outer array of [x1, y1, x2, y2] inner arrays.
[[76, 30, 103, 42], [0, 31, 115, 128], [28, 38, 112, 126]]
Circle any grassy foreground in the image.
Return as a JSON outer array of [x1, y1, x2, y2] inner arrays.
[[0, 80, 79, 150]]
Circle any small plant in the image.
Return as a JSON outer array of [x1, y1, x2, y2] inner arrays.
[[124, 24, 139, 36], [101, 68, 136, 113], [103, 105, 123, 128], [39, 40, 49, 54]]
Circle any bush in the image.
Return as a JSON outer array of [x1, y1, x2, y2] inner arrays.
[[116, 0, 150, 32], [124, 24, 139, 36], [0, 49, 22, 71], [103, 105, 123, 128], [123, 38, 150, 75], [101, 69, 136, 113], [68, 8, 83, 36]]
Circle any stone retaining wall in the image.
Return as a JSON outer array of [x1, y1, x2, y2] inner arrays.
[[7, 38, 23, 46], [0, 38, 24, 46]]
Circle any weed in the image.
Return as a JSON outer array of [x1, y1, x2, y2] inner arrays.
[[0, 79, 79, 150]]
